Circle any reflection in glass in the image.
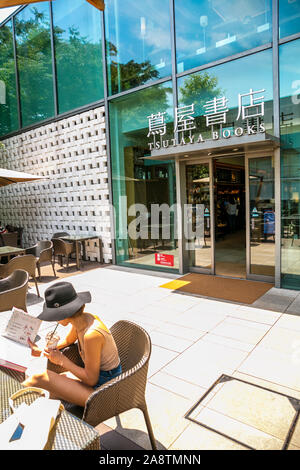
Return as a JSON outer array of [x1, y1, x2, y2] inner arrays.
[[249, 157, 275, 277], [280, 39, 300, 289], [15, 4, 54, 127], [0, 20, 18, 136], [279, 0, 300, 39], [175, 0, 272, 73], [105, 0, 172, 95], [186, 164, 211, 270], [110, 82, 178, 271], [53, 0, 104, 114], [177, 49, 274, 140]]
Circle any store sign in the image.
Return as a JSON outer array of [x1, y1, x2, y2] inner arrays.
[[155, 253, 174, 267], [147, 88, 266, 151]]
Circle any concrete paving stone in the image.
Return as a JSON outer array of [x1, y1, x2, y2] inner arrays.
[[149, 371, 207, 401], [201, 332, 256, 353], [104, 383, 192, 450], [148, 331, 193, 353], [252, 287, 298, 313], [156, 293, 206, 312], [171, 309, 228, 333], [153, 322, 206, 342], [133, 303, 184, 323], [229, 305, 281, 325], [185, 298, 240, 317], [169, 421, 248, 450], [238, 345, 300, 391], [209, 317, 271, 345], [194, 407, 284, 450], [232, 371, 300, 401], [163, 339, 248, 388], [203, 378, 296, 442], [274, 314, 300, 333], [285, 296, 300, 315], [258, 326, 300, 356], [148, 345, 179, 378]]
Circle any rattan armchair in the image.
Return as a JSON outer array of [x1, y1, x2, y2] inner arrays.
[[25, 240, 56, 278], [0, 254, 39, 297], [0, 232, 18, 247], [52, 238, 76, 269], [0, 269, 29, 312], [49, 320, 157, 450]]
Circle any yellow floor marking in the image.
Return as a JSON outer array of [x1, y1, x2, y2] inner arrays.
[[159, 280, 191, 290]]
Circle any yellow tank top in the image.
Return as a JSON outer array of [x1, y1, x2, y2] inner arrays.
[[78, 315, 120, 371]]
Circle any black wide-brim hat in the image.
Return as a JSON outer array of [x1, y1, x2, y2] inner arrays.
[[38, 281, 91, 322]]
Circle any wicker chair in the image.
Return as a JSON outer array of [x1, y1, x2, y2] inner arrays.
[[0, 255, 39, 297], [52, 238, 76, 268], [0, 232, 18, 247], [0, 269, 29, 312], [25, 240, 56, 278], [49, 320, 157, 450]]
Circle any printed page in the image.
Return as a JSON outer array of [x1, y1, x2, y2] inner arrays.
[[2, 307, 41, 346]]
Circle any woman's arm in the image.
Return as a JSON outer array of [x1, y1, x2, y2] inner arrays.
[[45, 330, 104, 387]]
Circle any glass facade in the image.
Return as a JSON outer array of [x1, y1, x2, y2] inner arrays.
[[15, 2, 54, 127], [110, 81, 178, 271], [105, 0, 172, 95], [279, 0, 300, 39], [178, 49, 274, 139], [280, 38, 300, 289], [53, 0, 104, 114], [0, 1, 300, 285], [175, 0, 272, 73], [0, 20, 18, 135]]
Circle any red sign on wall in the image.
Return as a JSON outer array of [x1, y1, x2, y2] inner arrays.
[[155, 253, 174, 267]]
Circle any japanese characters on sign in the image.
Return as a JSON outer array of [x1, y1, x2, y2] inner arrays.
[[147, 88, 266, 151]]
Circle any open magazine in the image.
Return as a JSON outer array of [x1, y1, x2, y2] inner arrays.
[[0, 307, 42, 372]]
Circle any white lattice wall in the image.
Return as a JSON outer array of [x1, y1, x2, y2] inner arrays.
[[0, 106, 112, 264]]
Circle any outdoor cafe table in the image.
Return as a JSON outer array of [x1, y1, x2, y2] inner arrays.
[[61, 235, 103, 270], [0, 246, 25, 262], [0, 369, 100, 450]]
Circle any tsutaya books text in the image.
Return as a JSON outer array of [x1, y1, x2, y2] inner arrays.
[[147, 88, 267, 151]]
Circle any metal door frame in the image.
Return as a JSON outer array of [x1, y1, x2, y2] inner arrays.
[[179, 157, 214, 275], [245, 151, 276, 284]]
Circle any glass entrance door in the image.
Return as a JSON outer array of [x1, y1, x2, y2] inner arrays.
[[185, 162, 213, 272], [247, 155, 275, 279], [184, 154, 275, 281], [214, 156, 246, 278]]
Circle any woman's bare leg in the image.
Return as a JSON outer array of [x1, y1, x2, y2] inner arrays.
[[22, 369, 94, 407]]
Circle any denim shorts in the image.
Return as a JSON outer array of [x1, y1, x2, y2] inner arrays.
[[93, 363, 122, 389]]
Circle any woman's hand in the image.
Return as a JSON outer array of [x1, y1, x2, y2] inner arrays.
[[27, 338, 42, 357], [43, 348, 64, 366]]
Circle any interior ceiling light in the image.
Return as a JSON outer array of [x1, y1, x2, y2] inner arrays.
[[233, 148, 239, 151], [0, 0, 105, 11]]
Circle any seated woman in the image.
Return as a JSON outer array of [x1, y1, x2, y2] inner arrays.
[[23, 281, 122, 407]]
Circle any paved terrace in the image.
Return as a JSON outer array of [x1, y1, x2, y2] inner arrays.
[[25, 266, 300, 451]]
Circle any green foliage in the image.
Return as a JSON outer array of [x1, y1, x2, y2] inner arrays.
[[179, 71, 223, 112]]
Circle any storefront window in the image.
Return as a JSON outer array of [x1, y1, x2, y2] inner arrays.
[[177, 49, 274, 140], [110, 81, 178, 272], [105, 0, 172, 95], [279, 0, 300, 39], [15, 3, 54, 127], [53, 0, 104, 114], [280, 39, 300, 289], [0, 21, 18, 136], [175, 0, 272, 73]]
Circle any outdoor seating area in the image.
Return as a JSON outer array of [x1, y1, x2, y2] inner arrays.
[[0, 231, 104, 312]]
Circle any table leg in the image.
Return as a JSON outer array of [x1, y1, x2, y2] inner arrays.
[[75, 241, 80, 270], [99, 238, 103, 264]]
